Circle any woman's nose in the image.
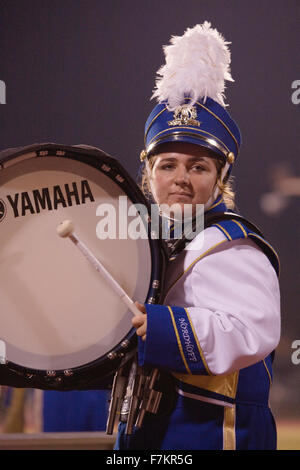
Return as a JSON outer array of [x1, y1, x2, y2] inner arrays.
[[174, 166, 190, 184]]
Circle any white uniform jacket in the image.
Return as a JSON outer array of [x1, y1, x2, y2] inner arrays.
[[138, 220, 281, 407]]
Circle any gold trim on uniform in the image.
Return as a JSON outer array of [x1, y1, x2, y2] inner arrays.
[[263, 359, 273, 385], [231, 219, 248, 238], [205, 197, 224, 211], [173, 371, 239, 399], [223, 405, 236, 450], [213, 223, 232, 241]]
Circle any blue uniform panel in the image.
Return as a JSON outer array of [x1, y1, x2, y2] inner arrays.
[[43, 390, 110, 432], [115, 394, 277, 450]]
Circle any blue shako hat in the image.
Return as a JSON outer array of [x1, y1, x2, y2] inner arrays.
[[140, 22, 242, 178]]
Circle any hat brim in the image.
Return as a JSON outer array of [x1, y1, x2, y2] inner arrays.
[[147, 133, 226, 160]]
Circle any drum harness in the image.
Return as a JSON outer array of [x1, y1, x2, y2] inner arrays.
[[106, 211, 267, 435]]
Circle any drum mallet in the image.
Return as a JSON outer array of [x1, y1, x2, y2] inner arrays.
[[56, 220, 142, 318]]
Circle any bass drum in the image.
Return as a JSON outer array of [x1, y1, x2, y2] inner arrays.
[[0, 143, 165, 390]]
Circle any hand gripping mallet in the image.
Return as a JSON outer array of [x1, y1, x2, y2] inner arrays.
[[56, 220, 142, 318]]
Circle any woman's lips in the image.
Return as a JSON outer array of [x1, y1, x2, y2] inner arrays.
[[170, 192, 193, 197]]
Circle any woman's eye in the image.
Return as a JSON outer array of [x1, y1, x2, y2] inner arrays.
[[160, 164, 175, 170], [192, 165, 205, 171]]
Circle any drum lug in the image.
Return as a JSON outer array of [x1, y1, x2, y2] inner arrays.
[[152, 280, 160, 289], [64, 369, 74, 377], [0, 340, 6, 364], [121, 340, 130, 350], [107, 352, 117, 361], [101, 163, 111, 172], [46, 370, 56, 377], [115, 174, 125, 183], [147, 297, 156, 304]]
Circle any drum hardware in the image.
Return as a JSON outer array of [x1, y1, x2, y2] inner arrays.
[[107, 357, 143, 435], [115, 362, 163, 435], [120, 340, 130, 349], [152, 280, 160, 289], [134, 368, 162, 429], [106, 356, 133, 435], [106, 349, 165, 435], [115, 175, 125, 183], [63, 370, 74, 377], [101, 163, 111, 172], [166, 241, 175, 249], [0, 340, 6, 364], [46, 371, 57, 377], [107, 352, 118, 361], [124, 360, 143, 434]]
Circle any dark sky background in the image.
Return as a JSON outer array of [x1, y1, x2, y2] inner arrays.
[[0, 0, 299, 418]]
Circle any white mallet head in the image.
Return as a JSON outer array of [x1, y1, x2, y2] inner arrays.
[[57, 220, 75, 238]]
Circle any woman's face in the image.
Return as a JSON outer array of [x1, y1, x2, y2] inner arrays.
[[149, 142, 218, 214]]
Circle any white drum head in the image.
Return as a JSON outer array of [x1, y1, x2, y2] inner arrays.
[[0, 152, 152, 371]]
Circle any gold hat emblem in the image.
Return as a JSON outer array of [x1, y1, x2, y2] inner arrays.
[[227, 152, 235, 164], [168, 104, 201, 127], [140, 149, 147, 162]]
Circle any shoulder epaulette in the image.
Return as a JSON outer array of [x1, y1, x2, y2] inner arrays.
[[208, 213, 280, 277]]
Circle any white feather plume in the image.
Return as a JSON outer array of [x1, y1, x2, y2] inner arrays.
[[152, 22, 233, 110]]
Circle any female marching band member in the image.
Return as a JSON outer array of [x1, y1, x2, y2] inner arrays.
[[115, 22, 281, 450]]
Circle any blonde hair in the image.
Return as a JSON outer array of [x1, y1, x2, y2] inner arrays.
[[140, 152, 236, 210]]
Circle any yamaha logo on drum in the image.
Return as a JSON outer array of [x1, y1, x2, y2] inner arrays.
[[0, 199, 7, 221], [4, 180, 95, 218]]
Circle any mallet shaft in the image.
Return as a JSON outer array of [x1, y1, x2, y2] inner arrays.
[[57, 221, 141, 317]]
